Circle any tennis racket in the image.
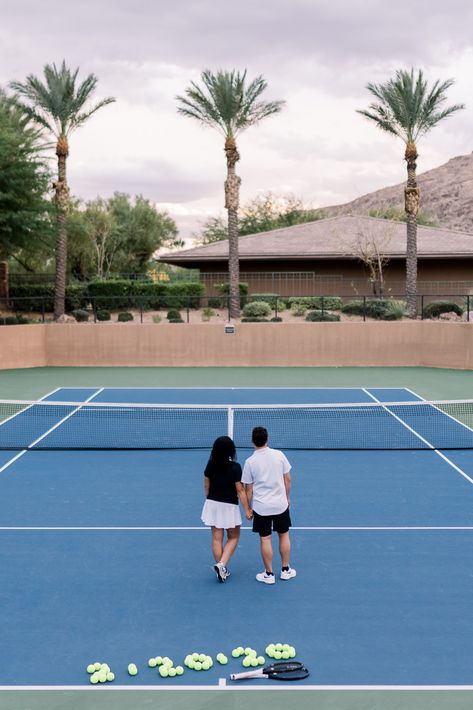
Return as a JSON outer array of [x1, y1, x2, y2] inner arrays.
[[230, 661, 309, 681]]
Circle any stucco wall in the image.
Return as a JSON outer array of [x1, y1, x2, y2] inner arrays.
[[1, 322, 472, 370]]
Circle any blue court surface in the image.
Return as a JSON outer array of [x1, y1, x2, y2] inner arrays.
[[0, 386, 473, 690]]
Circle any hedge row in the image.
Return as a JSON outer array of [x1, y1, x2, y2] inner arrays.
[[7, 281, 205, 312]]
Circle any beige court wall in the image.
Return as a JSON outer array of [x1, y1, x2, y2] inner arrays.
[[0, 322, 472, 369]]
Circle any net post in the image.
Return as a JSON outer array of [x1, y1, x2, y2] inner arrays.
[[227, 407, 234, 439], [421, 295, 424, 319], [467, 295, 470, 322], [362, 296, 366, 322]]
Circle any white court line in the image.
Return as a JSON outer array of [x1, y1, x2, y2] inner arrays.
[[404, 386, 473, 436], [1, 526, 473, 531], [363, 389, 473, 487], [26, 388, 104, 448], [1, 684, 473, 691], [0, 387, 62, 474]]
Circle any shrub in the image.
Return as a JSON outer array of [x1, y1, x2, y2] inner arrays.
[[168, 318, 184, 323], [291, 303, 307, 316], [249, 293, 279, 307], [72, 309, 89, 322], [241, 317, 270, 322], [117, 312, 134, 322], [305, 311, 341, 322], [202, 307, 215, 321], [152, 314, 161, 324], [207, 296, 222, 309], [87, 280, 132, 310], [287, 296, 343, 310], [167, 308, 182, 321], [96, 310, 111, 321], [341, 299, 406, 320], [65, 283, 89, 311], [242, 301, 272, 318], [161, 282, 205, 309], [8, 284, 55, 312], [215, 282, 249, 307], [422, 300, 464, 319], [270, 316, 283, 322], [131, 282, 168, 310]]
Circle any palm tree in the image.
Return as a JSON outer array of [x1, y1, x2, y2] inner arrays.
[[176, 70, 284, 318], [357, 69, 464, 317], [10, 61, 115, 320]]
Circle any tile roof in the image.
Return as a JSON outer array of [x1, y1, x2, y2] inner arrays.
[[159, 214, 473, 262]]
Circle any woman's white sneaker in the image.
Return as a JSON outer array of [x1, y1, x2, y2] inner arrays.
[[280, 567, 297, 580], [256, 571, 275, 584]]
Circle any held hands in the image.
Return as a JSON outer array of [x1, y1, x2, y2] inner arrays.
[[245, 508, 253, 520]]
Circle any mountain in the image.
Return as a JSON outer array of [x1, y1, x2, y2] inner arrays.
[[324, 152, 473, 232]]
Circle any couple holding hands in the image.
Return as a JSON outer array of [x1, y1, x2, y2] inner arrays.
[[201, 426, 296, 585]]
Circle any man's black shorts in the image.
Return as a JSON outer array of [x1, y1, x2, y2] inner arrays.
[[252, 508, 292, 537]]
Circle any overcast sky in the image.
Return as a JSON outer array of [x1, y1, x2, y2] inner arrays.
[[1, 0, 472, 240]]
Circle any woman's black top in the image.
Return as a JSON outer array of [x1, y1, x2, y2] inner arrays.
[[204, 460, 242, 505]]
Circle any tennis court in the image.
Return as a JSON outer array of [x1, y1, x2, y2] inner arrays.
[[0, 385, 473, 706]]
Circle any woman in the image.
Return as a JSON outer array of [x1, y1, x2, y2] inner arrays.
[[201, 436, 252, 582]]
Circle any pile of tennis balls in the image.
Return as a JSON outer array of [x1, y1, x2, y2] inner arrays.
[[231, 647, 266, 667], [87, 662, 115, 684], [148, 656, 184, 677], [265, 643, 297, 659], [184, 652, 214, 671]]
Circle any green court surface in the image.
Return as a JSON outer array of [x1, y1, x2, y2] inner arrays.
[[0, 365, 472, 400], [1, 365, 472, 710]]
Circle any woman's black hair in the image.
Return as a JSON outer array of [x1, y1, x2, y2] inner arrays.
[[209, 435, 236, 468]]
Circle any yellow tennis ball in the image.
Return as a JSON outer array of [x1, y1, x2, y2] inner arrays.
[[194, 661, 202, 671], [86, 664, 95, 674], [128, 663, 138, 676], [198, 653, 206, 662], [237, 646, 245, 655], [275, 643, 283, 652], [168, 667, 177, 677], [282, 644, 290, 652], [244, 647, 252, 655], [281, 651, 290, 659], [242, 657, 252, 668], [184, 655, 192, 666], [257, 656, 265, 665], [288, 647, 296, 658], [106, 672, 115, 682], [148, 658, 157, 668], [159, 665, 169, 678], [94, 662, 102, 671], [231, 648, 240, 658], [90, 673, 99, 684], [100, 664, 110, 673], [187, 659, 196, 669], [201, 660, 210, 670], [218, 655, 228, 665], [163, 657, 173, 668], [192, 653, 200, 661], [175, 666, 184, 675], [97, 671, 107, 683], [273, 651, 282, 660]]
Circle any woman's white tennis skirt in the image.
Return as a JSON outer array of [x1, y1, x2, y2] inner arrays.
[[201, 499, 242, 529]]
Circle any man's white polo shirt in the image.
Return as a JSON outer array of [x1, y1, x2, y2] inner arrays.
[[241, 446, 291, 516]]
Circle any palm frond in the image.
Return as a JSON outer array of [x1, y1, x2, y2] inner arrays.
[[357, 68, 464, 145], [177, 69, 284, 137]]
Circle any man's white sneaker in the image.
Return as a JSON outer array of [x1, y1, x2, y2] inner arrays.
[[280, 567, 297, 580], [256, 571, 275, 585]]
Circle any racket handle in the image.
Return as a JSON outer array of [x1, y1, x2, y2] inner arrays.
[[230, 670, 267, 680]]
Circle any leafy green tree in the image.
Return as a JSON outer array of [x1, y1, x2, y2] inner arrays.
[[357, 69, 464, 317], [11, 61, 115, 319], [367, 207, 439, 228], [177, 70, 284, 318], [0, 89, 53, 270], [66, 193, 180, 279]]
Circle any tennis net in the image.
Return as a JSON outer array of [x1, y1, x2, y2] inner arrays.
[[0, 398, 473, 450]]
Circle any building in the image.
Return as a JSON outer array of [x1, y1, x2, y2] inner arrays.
[[158, 215, 473, 297]]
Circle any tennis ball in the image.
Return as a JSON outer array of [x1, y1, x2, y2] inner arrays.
[[244, 647, 252, 655], [106, 672, 115, 682], [257, 656, 265, 665], [163, 657, 173, 668], [159, 666, 169, 678], [250, 657, 259, 667], [218, 655, 228, 665], [184, 655, 191, 666], [187, 659, 195, 670], [281, 651, 290, 660], [242, 657, 252, 668], [175, 665, 184, 675], [266, 644, 275, 656], [155, 656, 163, 665], [273, 651, 282, 660], [86, 664, 95, 674], [90, 673, 99, 684], [128, 663, 138, 676], [192, 652, 200, 661], [275, 643, 283, 651], [201, 660, 210, 670], [100, 663, 110, 672], [288, 647, 296, 658], [94, 662, 102, 671], [148, 657, 157, 668], [168, 667, 177, 677], [97, 671, 107, 683], [237, 646, 245, 655], [198, 653, 206, 662], [194, 661, 202, 671], [248, 649, 257, 657], [282, 644, 290, 652], [231, 648, 240, 658], [207, 656, 213, 667]]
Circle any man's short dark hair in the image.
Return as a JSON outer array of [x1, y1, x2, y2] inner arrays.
[[252, 426, 268, 447]]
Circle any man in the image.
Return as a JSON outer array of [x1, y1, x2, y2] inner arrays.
[[242, 426, 296, 584]]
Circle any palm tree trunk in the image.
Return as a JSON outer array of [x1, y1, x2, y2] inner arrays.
[[54, 136, 70, 321], [404, 142, 420, 318], [224, 136, 241, 319]]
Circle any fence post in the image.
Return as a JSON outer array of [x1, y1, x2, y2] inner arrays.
[[468, 295, 470, 322], [140, 299, 143, 324], [41, 297, 45, 323], [362, 296, 366, 322], [421, 295, 424, 320], [92, 298, 97, 323], [228, 296, 231, 322], [321, 296, 325, 316], [186, 300, 190, 323]]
